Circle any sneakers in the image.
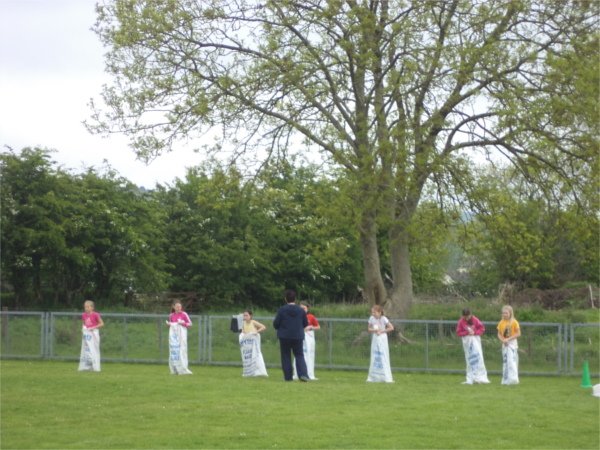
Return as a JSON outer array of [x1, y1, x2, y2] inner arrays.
[[299, 376, 310, 382]]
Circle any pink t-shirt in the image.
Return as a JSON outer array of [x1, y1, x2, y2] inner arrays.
[[82, 311, 102, 328], [456, 315, 485, 337], [169, 311, 192, 327]]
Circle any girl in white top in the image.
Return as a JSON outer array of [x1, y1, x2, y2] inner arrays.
[[367, 305, 394, 383]]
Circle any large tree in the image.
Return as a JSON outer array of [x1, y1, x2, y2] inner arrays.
[[88, 0, 597, 317]]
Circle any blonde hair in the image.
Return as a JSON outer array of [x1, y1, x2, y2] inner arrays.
[[502, 305, 514, 320], [84, 300, 95, 308]]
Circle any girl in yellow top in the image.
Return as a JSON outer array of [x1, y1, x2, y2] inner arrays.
[[239, 310, 268, 377], [497, 305, 521, 385], [241, 310, 266, 334]]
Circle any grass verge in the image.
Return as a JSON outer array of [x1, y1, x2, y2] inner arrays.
[[1, 360, 598, 449]]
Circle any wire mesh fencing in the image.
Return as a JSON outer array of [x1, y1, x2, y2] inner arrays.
[[1, 311, 597, 376]]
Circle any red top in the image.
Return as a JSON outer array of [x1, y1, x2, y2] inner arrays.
[[307, 313, 319, 328], [456, 315, 485, 337]]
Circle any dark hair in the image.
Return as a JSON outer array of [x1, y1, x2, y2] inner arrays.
[[462, 308, 471, 317], [244, 309, 253, 317], [300, 301, 311, 309], [284, 289, 296, 303]]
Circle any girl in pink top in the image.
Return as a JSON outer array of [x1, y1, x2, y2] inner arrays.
[[166, 301, 192, 374], [168, 301, 192, 327], [79, 300, 103, 372], [456, 308, 489, 384], [82, 300, 104, 330]]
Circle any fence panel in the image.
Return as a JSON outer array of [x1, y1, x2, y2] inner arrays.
[[47, 313, 205, 364], [570, 323, 600, 376], [0, 312, 46, 359], [0, 311, 593, 377]]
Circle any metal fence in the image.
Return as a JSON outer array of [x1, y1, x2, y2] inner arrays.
[[1, 311, 598, 376]]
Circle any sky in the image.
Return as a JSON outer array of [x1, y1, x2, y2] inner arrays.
[[0, 0, 206, 188]]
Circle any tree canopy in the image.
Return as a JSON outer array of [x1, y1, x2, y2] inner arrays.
[[1, 147, 597, 310], [87, 0, 598, 317]]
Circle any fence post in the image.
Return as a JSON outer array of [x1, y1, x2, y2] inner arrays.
[[207, 316, 213, 364], [562, 323, 569, 375], [198, 315, 204, 364], [328, 320, 333, 367], [557, 323, 562, 374], [569, 324, 575, 374], [42, 312, 47, 359], [425, 322, 429, 370], [39, 312, 45, 359], [1, 307, 8, 342], [1, 308, 9, 354]]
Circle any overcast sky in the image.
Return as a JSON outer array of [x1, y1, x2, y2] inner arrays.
[[0, 0, 206, 187]]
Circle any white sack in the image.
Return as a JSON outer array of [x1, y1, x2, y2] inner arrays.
[[501, 341, 519, 385], [367, 333, 394, 383], [239, 333, 268, 377], [461, 335, 490, 384], [169, 323, 192, 375], [293, 330, 317, 380], [78, 327, 101, 372]]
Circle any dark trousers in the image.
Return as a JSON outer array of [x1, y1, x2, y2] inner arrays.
[[279, 338, 308, 381]]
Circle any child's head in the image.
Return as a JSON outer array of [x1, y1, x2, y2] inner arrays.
[[371, 304, 384, 318], [243, 310, 253, 321], [299, 301, 310, 313], [172, 301, 183, 313], [84, 300, 95, 313], [462, 308, 473, 324], [501, 305, 514, 320]]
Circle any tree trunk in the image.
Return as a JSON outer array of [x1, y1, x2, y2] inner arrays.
[[359, 210, 387, 306], [387, 220, 414, 319]]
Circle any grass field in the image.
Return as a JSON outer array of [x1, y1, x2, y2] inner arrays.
[[1, 360, 598, 449]]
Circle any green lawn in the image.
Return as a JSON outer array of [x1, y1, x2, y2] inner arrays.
[[1, 360, 598, 449]]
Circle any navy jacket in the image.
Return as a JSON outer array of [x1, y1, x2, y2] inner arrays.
[[273, 303, 308, 340]]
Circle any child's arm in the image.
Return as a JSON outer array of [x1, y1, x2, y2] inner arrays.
[[367, 321, 377, 334], [473, 318, 485, 336], [178, 313, 192, 327], [505, 325, 520, 342], [307, 316, 320, 331], [497, 330, 505, 343], [85, 315, 104, 330], [384, 319, 394, 333], [456, 320, 468, 337], [253, 320, 266, 333]]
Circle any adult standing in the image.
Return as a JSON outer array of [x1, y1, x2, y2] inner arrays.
[[273, 289, 310, 382]]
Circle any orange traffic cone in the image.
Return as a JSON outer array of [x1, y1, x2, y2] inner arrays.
[[581, 360, 592, 388]]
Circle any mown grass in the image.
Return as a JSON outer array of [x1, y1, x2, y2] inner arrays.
[[1, 360, 598, 449]]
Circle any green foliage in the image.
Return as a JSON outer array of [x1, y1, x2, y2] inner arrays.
[[2, 148, 598, 312], [455, 166, 600, 295], [86, 0, 597, 317], [152, 160, 364, 309], [0, 148, 168, 309]]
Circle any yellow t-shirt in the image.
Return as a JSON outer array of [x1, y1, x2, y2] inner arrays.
[[497, 319, 520, 338], [242, 320, 260, 334]]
